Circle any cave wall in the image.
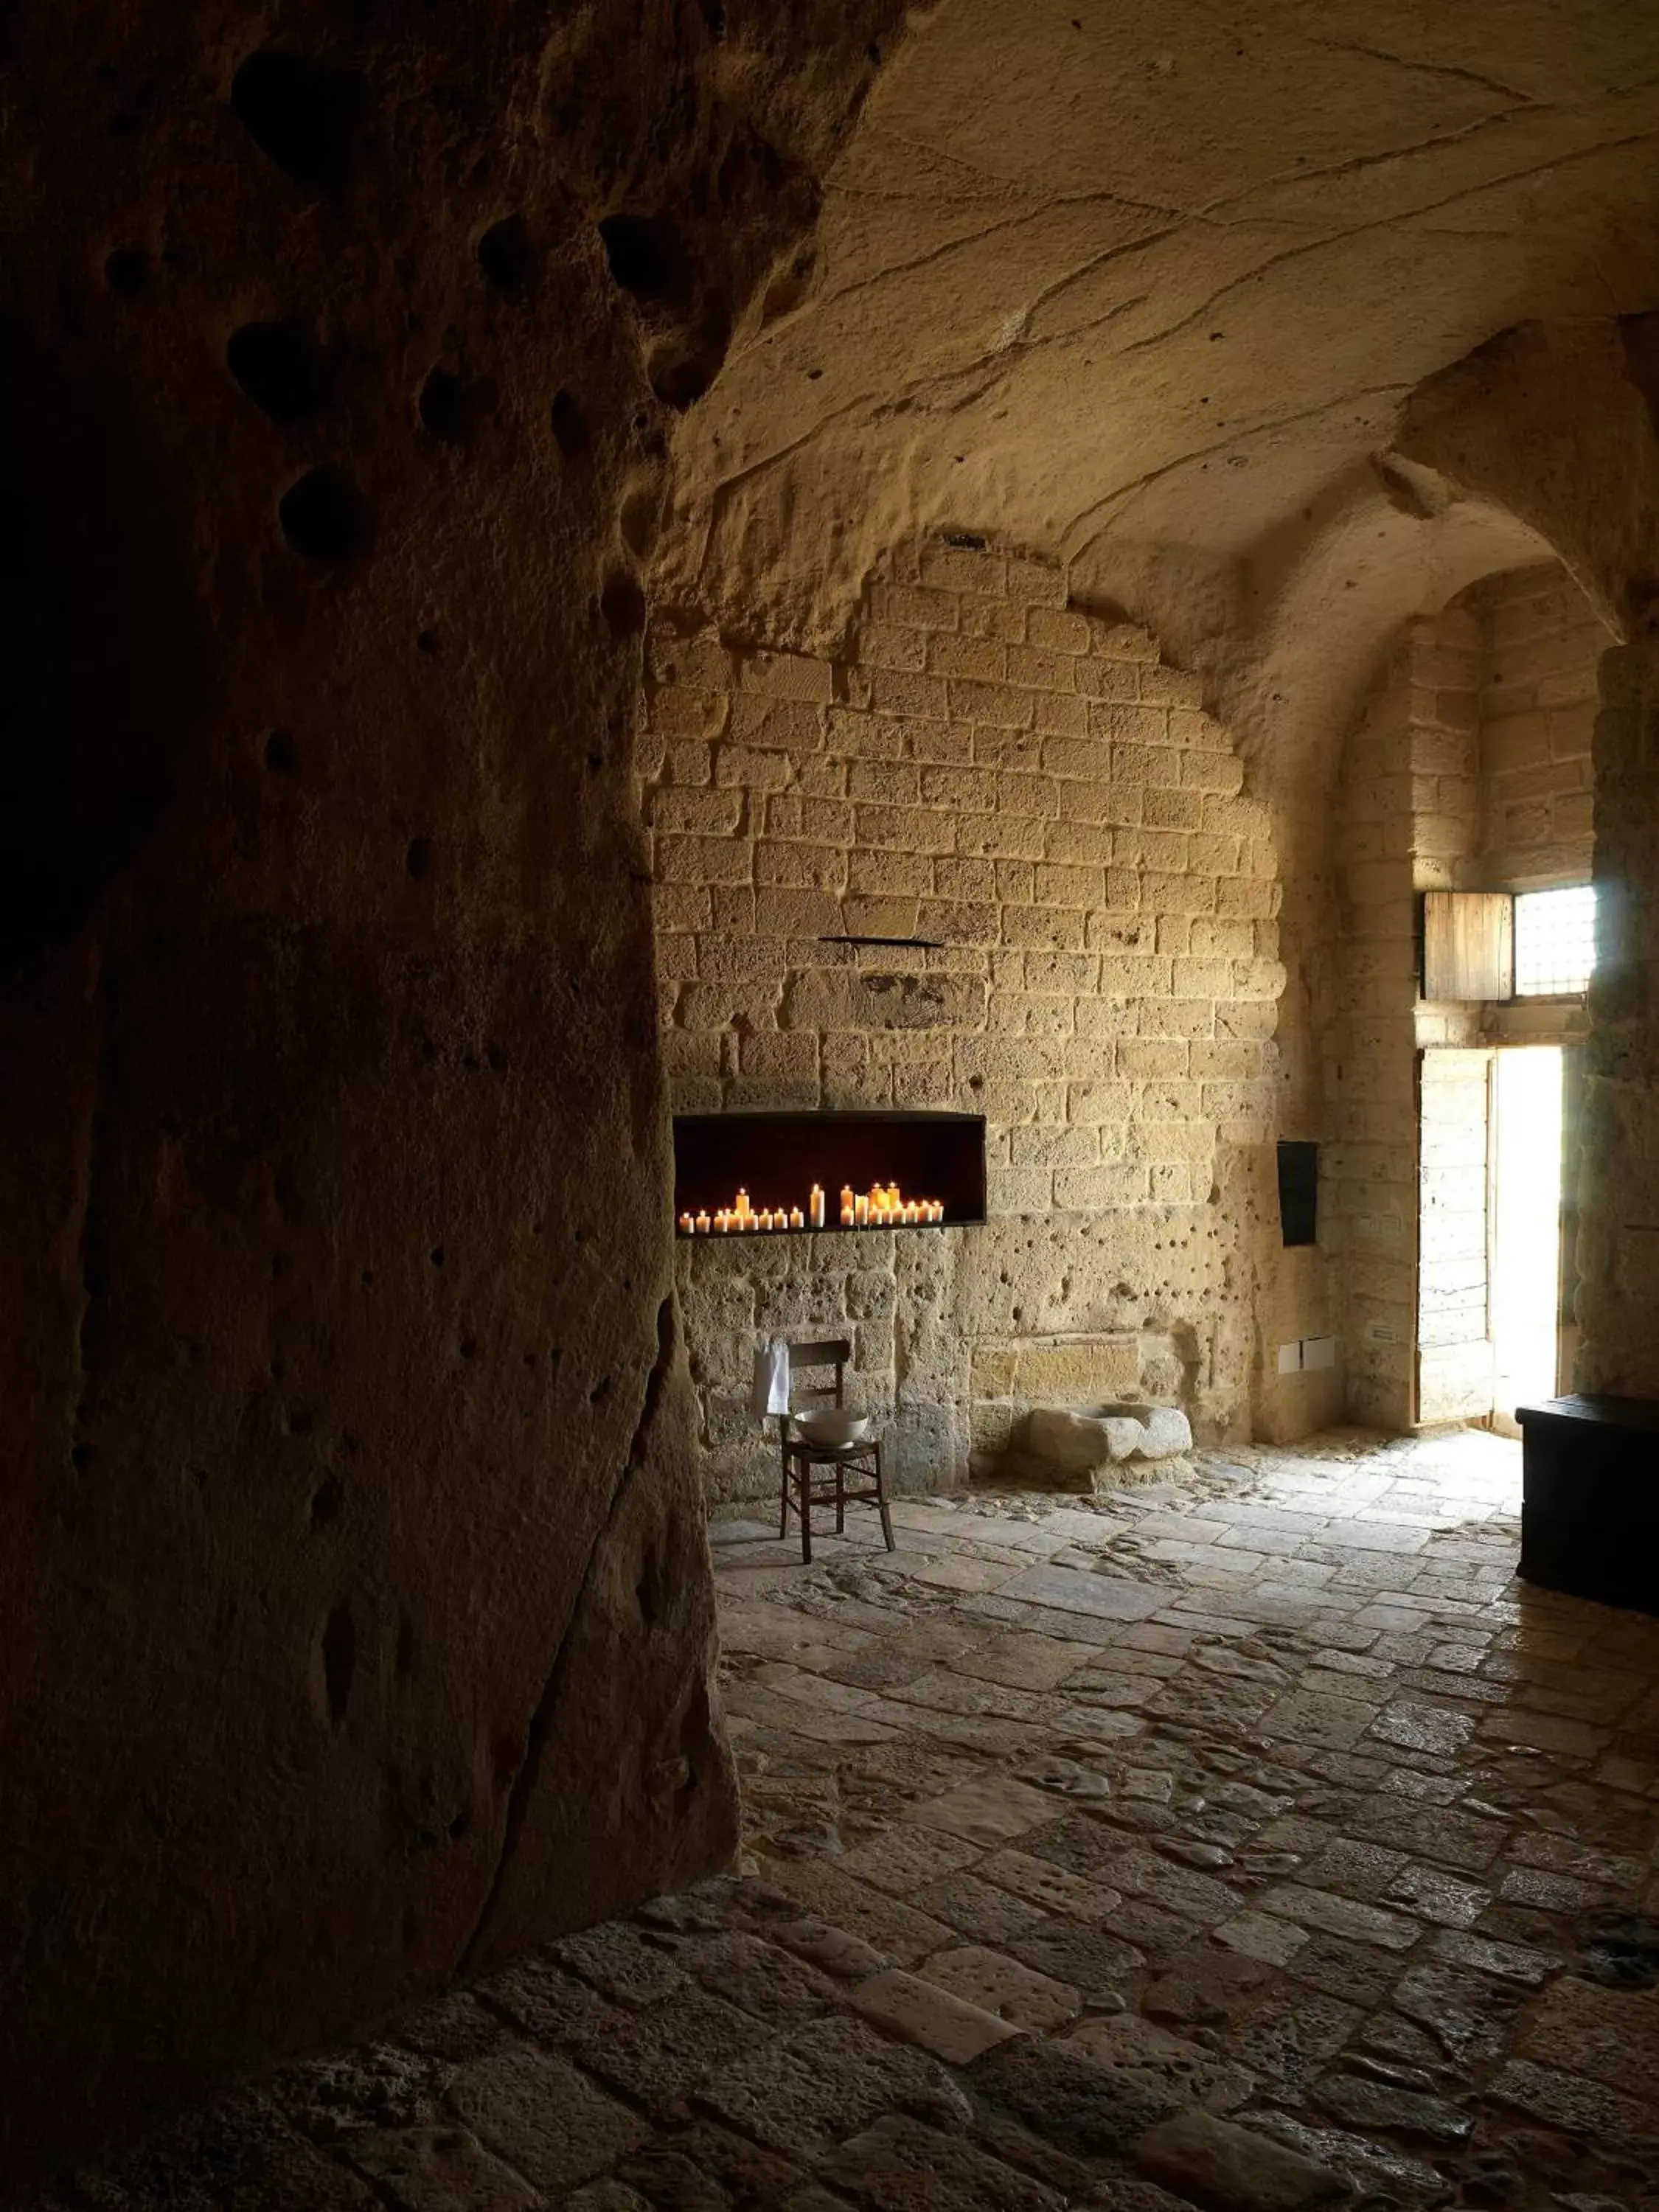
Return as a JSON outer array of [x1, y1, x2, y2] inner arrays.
[[0, 0, 900, 2174]]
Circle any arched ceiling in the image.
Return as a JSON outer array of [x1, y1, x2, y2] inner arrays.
[[660, 0, 1659, 653]]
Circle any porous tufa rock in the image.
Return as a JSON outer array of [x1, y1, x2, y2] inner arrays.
[[0, 0, 908, 2179]]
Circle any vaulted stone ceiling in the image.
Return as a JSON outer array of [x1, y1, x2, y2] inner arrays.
[[661, 0, 1659, 652]]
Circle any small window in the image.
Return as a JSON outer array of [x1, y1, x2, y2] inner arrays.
[[1513, 884, 1596, 998]]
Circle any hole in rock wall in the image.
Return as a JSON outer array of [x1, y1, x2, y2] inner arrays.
[[649, 333, 724, 411], [417, 366, 467, 444], [278, 465, 371, 563], [229, 50, 369, 195], [103, 247, 150, 299], [226, 318, 333, 424], [476, 213, 531, 293], [598, 212, 691, 307]]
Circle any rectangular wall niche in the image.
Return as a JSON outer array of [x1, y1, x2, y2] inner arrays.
[[672, 1110, 987, 1235], [1277, 1140, 1319, 1248]]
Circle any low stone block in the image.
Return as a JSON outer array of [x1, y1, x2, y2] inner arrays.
[[1022, 1402, 1194, 1489]]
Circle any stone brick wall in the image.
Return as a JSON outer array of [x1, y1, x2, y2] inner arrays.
[[1324, 609, 1484, 1430], [636, 540, 1287, 1500], [1325, 565, 1610, 1430], [1470, 563, 1602, 891]]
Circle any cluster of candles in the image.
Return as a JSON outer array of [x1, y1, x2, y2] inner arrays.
[[840, 1180, 946, 1228], [677, 1181, 947, 1234]]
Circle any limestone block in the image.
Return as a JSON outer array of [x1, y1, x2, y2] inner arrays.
[[1074, 656, 1144, 703], [960, 596, 1028, 644], [1034, 689, 1088, 736], [1023, 1403, 1194, 1487], [1004, 557, 1067, 609], [920, 546, 1006, 597]]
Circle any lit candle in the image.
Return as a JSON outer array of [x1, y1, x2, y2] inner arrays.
[[715, 1209, 730, 1232], [930, 1200, 944, 1222], [695, 1210, 711, 1233], [903, 1200, 918, 1225], [734, 1187, 751, 1224], [678, 1211, 694, 1234], [810, 1183, 825, 1230], [790, 1205, 805, 1229], [840, 1183, 855, 1226], [855, 1193, 869, 1227]]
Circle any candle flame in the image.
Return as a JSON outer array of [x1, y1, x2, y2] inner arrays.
[[682, 1178, 945, 1231]]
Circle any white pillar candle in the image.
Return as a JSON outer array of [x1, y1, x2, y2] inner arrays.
[[810, 1183, 825, 1229], [790, 1205, 805, 1229], [855, 1193, 869, 1227], [695, 1210, 711, 1234]]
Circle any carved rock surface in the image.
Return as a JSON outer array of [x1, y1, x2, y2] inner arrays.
[[0, 0, 902, 2178]]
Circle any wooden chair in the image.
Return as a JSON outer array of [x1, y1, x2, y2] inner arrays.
[[777, 1337, 895, 1565]]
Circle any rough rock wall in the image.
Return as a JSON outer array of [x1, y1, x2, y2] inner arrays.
[[639, 540, 1293, 1500], [657, 5, 1659, 658], [1580, 640, 1659, 1395], [0, 0, 900, 2174]]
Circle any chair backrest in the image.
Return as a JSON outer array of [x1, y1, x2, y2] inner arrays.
[[787, 1337, 850, 1410]]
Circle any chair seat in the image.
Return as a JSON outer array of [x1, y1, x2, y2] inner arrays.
[[785, 1434, 877, 1462]]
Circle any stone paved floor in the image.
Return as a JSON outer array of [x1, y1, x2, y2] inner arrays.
[[25, 1431, 1659, 2212]]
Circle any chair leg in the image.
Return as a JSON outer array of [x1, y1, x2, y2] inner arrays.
[[799, 1466, 813, 1565], [836, 1461, 846, 1534], [779, 1447, 790, 1540], [874, 1441, 894, 1551]]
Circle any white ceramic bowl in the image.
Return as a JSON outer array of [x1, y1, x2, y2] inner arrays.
[[792, 1408, 872, 1447]]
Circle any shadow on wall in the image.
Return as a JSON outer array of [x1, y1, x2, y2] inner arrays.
[[0, 321, 206, 970]]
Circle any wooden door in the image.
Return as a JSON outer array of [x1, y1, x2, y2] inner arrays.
[[1417, 1047, 1495, 1425]]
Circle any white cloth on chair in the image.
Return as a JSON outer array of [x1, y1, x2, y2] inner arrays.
[[751, 1338, 791, 1420]]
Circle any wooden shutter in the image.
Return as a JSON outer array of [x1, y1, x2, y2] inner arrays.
[[1423, 891, 1513, 1002]]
